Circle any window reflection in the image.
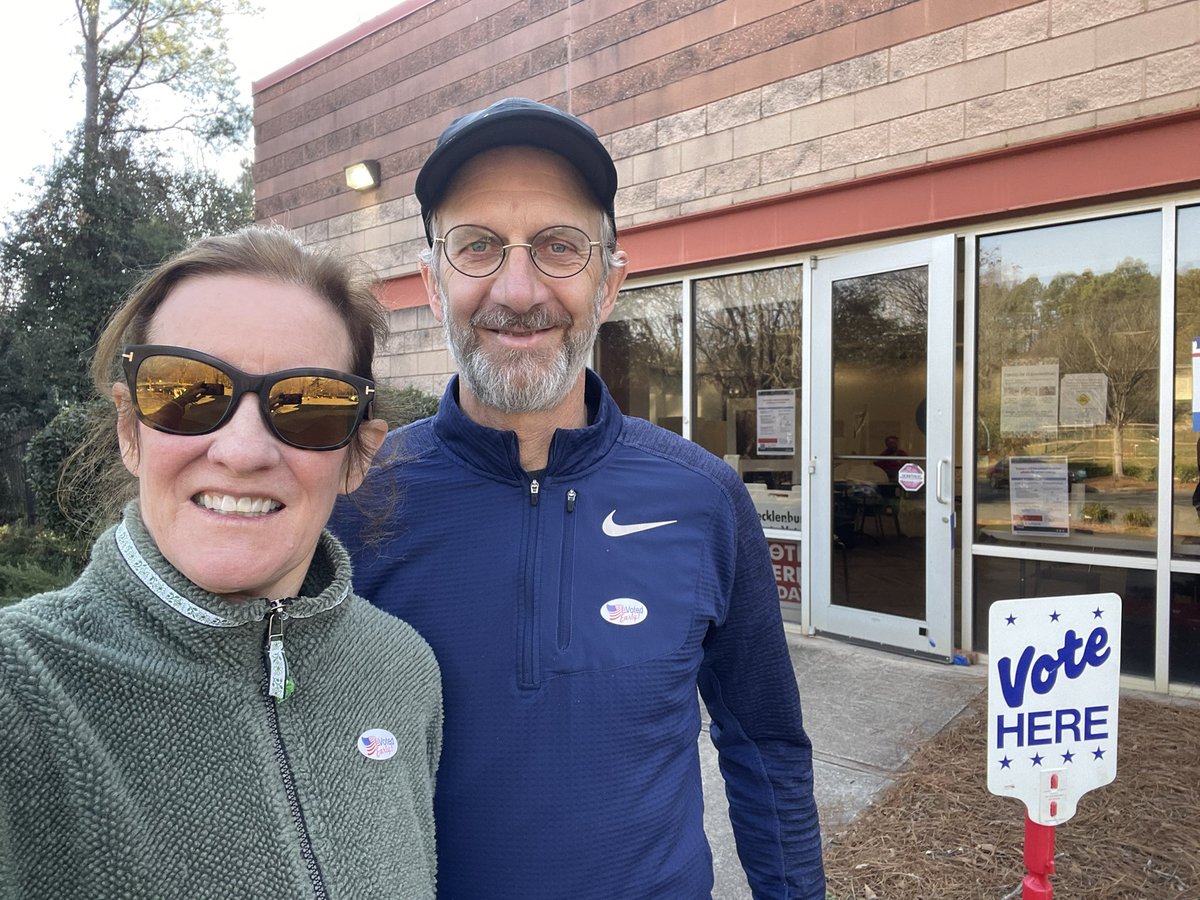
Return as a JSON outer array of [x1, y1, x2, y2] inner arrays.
[[596, 283, 683, 432], [973, 556, 1154, 678], [975, 213, 1161, 555], [1172, 205, 1200, 557], [1167, 573, 1200, 685], [831, 266, 928, 473], [694, 266, 802, 489]]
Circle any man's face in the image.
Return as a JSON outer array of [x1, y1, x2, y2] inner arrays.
[[423, 146, 626, 415]]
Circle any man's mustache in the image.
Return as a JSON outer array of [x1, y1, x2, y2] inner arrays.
[[470, 307, 574, 332]]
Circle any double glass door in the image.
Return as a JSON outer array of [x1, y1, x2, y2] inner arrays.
[[808, 237, 957, 659]]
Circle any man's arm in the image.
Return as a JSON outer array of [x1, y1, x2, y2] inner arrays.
[[698, 480, 825, 899]]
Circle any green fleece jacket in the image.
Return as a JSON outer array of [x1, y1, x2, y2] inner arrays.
[[0, 505, 442, 899]]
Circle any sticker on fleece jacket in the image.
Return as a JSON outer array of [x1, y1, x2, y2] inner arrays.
[[357, 729, 398, 760], [601, 599, 648, 626]]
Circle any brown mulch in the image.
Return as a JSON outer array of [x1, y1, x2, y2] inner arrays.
[[823, 692, 1200, 899]]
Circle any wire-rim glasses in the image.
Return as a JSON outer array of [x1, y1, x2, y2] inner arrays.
[[433, 224, 602, 279], [121, 344, 375, 451]]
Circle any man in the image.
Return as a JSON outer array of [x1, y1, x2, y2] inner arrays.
[[874, 434, 906, 483], [333, 97, 825, 899]]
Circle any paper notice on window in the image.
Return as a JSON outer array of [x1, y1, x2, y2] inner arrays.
[[1000, 362, 1059, 434], [1059, 373, 1107, 427], [1009, 457, 1069, 536], [756, 389, 796, 456]]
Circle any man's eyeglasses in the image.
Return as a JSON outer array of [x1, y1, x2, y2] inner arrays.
[[121, 345, 375, 451], [433, 224, 602, 278]]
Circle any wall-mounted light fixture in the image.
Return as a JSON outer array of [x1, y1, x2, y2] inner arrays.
[[344, 159, 381, 191]]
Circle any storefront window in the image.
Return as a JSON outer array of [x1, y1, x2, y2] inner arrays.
[[973, 556, 1153, 677], [694, 265, 802, 489], [1172, 204, 1200, 556], [1169, 204, 1200, 687], [596, 283, 683, 432], [975, 213, 1162, 555], [1168, 574, 1200, 684]]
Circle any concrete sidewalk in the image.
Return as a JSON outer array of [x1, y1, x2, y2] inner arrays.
[[701, 629, 987, 899]]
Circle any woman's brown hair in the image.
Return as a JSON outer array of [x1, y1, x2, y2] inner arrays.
[[64, 225, 389, 535]]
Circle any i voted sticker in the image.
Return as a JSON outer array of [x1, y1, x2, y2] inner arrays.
[[357, 728, 398, 760], [601, 599, 648, 626]]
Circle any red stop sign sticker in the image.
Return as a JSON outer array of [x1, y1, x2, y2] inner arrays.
[[897, 462, 925, 492]]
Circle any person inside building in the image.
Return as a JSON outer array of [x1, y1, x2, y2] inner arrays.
[[874, 433, 906, 482], [331, 97, 825, 899], [0, 227, 443, 898]]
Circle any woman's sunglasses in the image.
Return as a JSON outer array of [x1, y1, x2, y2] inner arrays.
[[121, 345, 376, 451]]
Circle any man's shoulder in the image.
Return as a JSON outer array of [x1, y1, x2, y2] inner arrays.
[[616, 417, 743, 491], [374, 416, 441, 472]]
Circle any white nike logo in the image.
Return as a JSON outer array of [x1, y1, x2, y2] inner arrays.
[[602, 510, 678, 537]]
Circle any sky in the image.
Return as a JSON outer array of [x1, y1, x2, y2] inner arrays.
[[0, 1, 395, 224]]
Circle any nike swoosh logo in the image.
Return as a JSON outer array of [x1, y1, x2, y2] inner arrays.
[[602, 510, 678, 537]]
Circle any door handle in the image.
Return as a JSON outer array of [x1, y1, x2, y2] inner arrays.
[[936, 459, 949, 504]]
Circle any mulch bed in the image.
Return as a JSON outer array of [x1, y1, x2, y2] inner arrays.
[[823, 692, 1200, 899]]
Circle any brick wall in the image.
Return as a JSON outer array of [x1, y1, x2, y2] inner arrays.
[[378, 305, 451, 396], [253, 0, 1200, 393]]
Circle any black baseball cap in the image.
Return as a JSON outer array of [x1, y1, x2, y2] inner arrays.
[[415, 97, 618, 245]]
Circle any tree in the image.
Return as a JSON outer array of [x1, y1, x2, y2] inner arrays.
[[76, 0, 253, 168], [0, 2, 256, 524], [975, 255, 1160, 478], [0, 141, 254, 437], [695, 268, 802, 400], [1046, 260, 1160, 478]]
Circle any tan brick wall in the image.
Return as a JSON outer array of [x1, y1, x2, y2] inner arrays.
[[376, 305, 452, 399], [254, 0, 1200, 390]]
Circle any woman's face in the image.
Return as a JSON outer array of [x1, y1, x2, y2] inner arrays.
[[115, 273, 385, 600]]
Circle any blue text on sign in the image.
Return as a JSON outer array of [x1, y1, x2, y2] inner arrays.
[[994, 705, 1110, 748], [996, 626, 1111, 708]]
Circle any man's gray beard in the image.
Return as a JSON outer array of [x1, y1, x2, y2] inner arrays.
[[439, 288, 603, 414]]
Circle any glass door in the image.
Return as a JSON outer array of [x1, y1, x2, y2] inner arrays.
[[809, 237, 956, 658]]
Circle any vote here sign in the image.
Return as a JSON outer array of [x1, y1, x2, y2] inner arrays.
[[987, 593, 1121, 825]]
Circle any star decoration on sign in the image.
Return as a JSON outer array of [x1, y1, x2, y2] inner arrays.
[[1006, 614, 1017, 625], [1093, 607, 1104, 619], [999, 756, 1012, 769], [1061, 750, 1075, 763], [1031, 753, 1044, 766], [1050, 611, 1060, 622], [1093, 746, 1106, 760]]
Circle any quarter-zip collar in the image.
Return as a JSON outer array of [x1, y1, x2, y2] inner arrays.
[[103, 501, 352, 645], [432, 368, 621, 481]]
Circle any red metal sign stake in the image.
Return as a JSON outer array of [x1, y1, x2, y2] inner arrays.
[[1023, 812, 1056, 899]]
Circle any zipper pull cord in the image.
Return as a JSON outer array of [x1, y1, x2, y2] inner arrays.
[[265, 598, 295, 701], [566, 488, 576, 513], [530, 478, 540, 507]]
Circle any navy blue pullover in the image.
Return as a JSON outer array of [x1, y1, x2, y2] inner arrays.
[[332, 371, 824, 899]]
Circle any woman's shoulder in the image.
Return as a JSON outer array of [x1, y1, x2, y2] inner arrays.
[[0, 582, 87, 644], [342, 595, 440, 670]]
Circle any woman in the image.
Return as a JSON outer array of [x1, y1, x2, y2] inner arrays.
[[0, 227, 442, 898]]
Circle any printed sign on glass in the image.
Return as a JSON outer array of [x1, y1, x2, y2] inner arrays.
[[756, 389, 796, 456]]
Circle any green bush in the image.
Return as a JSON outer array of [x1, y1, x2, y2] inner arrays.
[[1124, 508, 1154, 528], [24, 401, 109, 534], [1082, 502, 1115, 524], [1120, 463, 1156, 480], [1177, 463, 1199, 483], [375, 385, 439, 429], [0, 523, 89, 606], [0, 562, 78, 607]]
